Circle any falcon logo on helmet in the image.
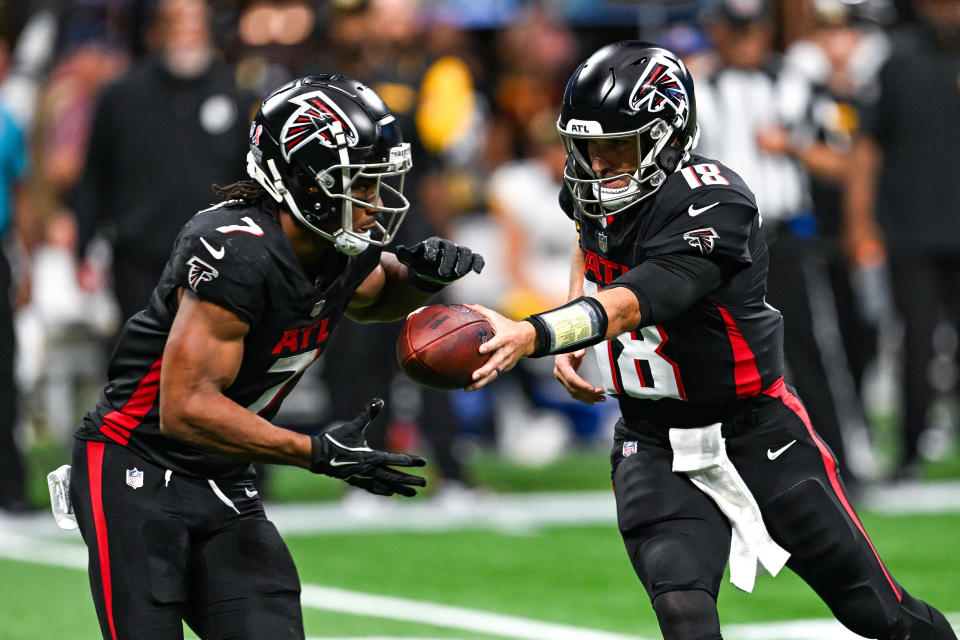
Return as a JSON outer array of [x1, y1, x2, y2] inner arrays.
[[628, 58, 690, 121], [279, 90, 359, 161]]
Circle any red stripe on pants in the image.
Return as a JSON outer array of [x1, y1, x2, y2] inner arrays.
[[763, 378, 902, 602], [87, 442, 119, 639]]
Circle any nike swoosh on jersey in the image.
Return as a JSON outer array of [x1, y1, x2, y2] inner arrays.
[[200, 236, 225, 260], [767, 439, 797, 460], [688, 202, 720, 217], [244, 487, 258, 497], [329, 458, 358, 467]]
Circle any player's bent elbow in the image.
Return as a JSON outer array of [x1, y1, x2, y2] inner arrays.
[[158, 408, 188, 440], [158, 399, 198, 441], [598, 288, 643, 337]]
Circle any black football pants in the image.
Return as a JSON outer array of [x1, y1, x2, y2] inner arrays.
[[887, 253, 960, 468], [0, 252, 26, 509], [71, 439, 304, 640], [612, 380, 946, 639]]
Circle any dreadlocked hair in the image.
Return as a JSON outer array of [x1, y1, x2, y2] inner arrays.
[[212, 179, 280, 217]]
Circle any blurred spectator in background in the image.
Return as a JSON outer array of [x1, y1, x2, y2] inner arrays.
[[32, 43, 128, 226], [488, 111, 572, 320], [485, 109, 615, 451], [696, 0, 861, 486], [785, 0, 895, 479], [849, 0, 960, 480], [233, 0, 322, 95], [0, 6, 58, 132], [658, 20, 714, 79], [72, 0, 254, 323], [492, 4, 578, 159], [415, 14, 497, 232], [9, 19, 129, 446], [0, 34, 32, 513]]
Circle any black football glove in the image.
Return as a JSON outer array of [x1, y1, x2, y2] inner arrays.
[[395, 237, 485, 292], [310, 398, 427, 497]]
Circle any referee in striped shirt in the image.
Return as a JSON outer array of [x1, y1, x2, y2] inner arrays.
[[695, 0, 859, 487]]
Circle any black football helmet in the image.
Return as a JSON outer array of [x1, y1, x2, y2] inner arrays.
[[557, 41, 700, 218], [247, 75, 413, 255]]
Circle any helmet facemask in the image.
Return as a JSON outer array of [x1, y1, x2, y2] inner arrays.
[[559, 116, 682, 219], [305, 131, 413, 255], [248, 121, 413, 255]]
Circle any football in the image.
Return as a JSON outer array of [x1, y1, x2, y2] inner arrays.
[[397, 304, 494, 390]]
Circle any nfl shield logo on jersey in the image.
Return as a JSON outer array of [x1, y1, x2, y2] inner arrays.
[[622, 441, 638, 457], [598, 231, 609, 254], [125, 468, 144, 490]]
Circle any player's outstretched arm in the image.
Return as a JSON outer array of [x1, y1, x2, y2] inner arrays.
[[465, 287, 640, 391], [347, 237, 484, 323], [160, 290, 426, 495], [160, 289, 315, 467]]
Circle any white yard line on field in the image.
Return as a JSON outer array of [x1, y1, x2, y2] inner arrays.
[[268, 479, 960, 535], [0, 527, 956, 640], [724, 616, 960, 640], [724, 619, 873, 639], [3, 482, 959, 541], [0, 528, 645, 640], [269, 490, 616, 535], [299, 585, 643, 640], [860, 479, 960, 514], [0, 526, 87, 569]]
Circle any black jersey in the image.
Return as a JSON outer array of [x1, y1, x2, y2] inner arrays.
[[75, 202, 381, 478], [564, 154, 784, 426]]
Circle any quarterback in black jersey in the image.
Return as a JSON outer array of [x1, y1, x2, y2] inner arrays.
[[467, 42, 955, 640], [67, 76, 483, 640]]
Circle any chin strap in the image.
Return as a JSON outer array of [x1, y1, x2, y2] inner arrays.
[[330, 122, 370, 256], [333, 229, 371, 255]]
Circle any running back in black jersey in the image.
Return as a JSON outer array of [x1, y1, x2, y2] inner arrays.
[[562, 154, 784, 426], [75, 201, 381, 478]]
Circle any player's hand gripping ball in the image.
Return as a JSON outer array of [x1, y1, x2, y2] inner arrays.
[[397, 304, 493, 389]]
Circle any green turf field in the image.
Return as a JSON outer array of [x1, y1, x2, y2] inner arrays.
[[2, 514, 959, 638], [4, 447, 959, 639], [2, 497, 958, 638]]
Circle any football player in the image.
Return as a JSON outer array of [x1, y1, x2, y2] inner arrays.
[[67, 75, 483, 639], [467, 42, 955, 640]]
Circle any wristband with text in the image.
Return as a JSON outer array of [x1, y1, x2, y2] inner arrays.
[[524, 296, 608, 358]]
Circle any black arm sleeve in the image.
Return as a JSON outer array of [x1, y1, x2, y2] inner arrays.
[[607, 253, 728, 326]]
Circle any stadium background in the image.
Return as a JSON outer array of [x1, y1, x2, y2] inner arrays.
[[0, 0, 958, 637]]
